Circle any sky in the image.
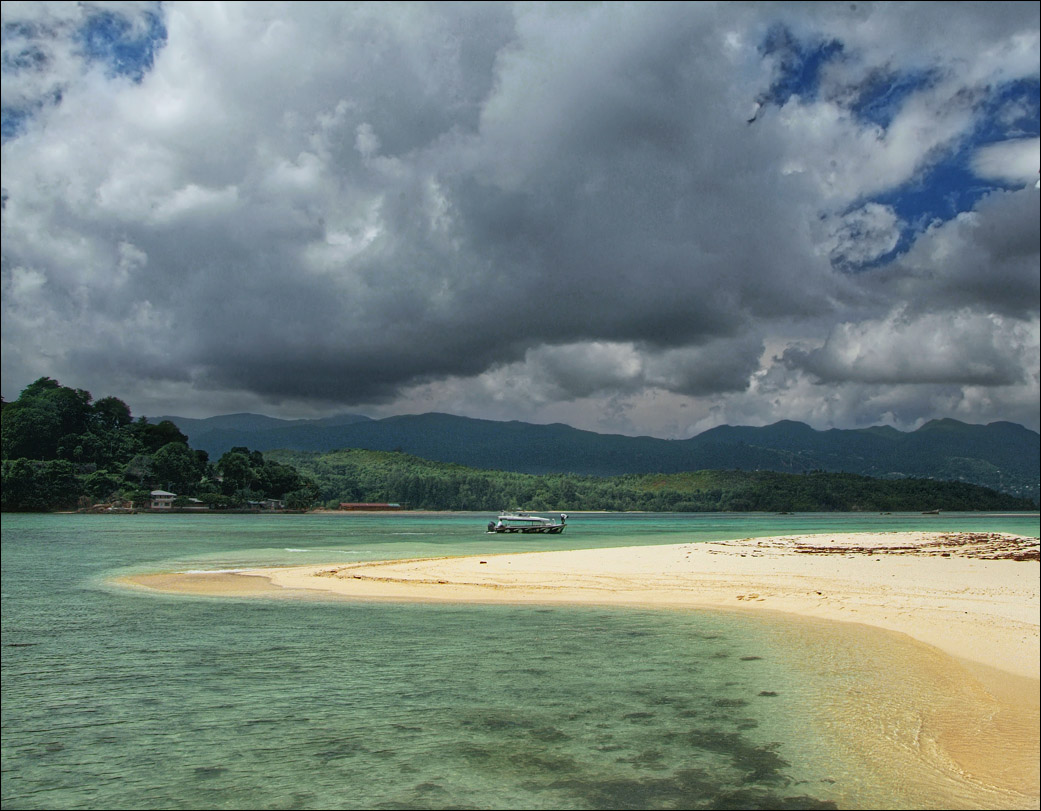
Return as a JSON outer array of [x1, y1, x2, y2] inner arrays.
[[2, 1, 1039, 438]]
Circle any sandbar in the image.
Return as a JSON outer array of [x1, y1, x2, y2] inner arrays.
[[122, 530, 1040, 807], [124, 530, 1040, 677]]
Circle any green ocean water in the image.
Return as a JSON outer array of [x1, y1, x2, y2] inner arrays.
[[2, 511, 1038, 810]]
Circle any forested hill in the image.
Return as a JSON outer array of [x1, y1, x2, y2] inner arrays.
[[7, 378, 1034, 513], [162, 412, 1040, 503], [267, 448, 1037, 513]]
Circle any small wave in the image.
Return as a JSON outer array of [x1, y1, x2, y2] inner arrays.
[[284, 548, 311, 552], [181, 568, 251, 574]]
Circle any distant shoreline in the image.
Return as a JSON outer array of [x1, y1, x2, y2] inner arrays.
[[42, 507, 1041, 517]]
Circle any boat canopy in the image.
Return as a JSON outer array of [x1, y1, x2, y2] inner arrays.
[[498, 512, 554, 524]]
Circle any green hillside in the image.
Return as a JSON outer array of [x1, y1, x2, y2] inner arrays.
[[165, 412, 1040, 502], [5, 378, 1035, 513], [1, 378, 318, 512], [266, 448, 1036, 513]]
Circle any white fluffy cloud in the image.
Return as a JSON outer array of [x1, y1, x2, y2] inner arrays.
[[783, 308, 1035, 386], [971, 136, 1040, 186], [823, 203, 902, 268]]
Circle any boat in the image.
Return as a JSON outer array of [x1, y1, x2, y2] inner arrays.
[[487, 511, 567, 534]]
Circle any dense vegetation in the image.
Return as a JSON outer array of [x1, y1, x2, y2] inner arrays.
[[267, 448, 1036, 513], [3, 378, 1035, 514], [165, 411, 1041, 503], [1, 378, 318, 512]]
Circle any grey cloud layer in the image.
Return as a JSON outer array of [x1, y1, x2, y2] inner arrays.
[[2, 2, 1038, 433]]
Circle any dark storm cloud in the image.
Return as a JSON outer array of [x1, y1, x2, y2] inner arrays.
[[14, 2, 837, 405], [888, 187, 1041, 319], [2, 2, 1038, 433]]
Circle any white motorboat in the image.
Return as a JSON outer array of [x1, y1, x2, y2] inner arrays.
[[487, 511, 567, 534]]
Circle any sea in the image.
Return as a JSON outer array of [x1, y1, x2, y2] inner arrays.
[[2, 511, 1038, 810]]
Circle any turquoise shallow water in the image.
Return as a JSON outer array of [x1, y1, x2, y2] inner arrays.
[[2, 511, 1038, 809]]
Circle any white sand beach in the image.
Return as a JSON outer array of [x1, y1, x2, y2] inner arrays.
[[122, 530, 1040, 807]]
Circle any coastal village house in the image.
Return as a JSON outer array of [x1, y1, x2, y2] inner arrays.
[[248, 498, 286, 510], [149, 491, 284, 511], [149, 490, 176, 509]]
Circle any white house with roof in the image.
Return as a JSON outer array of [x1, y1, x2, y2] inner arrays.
[[150, 490, 176, 509]]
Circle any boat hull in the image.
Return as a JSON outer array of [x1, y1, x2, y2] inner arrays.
[[488, 525, 565, 534]]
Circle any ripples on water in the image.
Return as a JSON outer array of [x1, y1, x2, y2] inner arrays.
[[3, 511, 1038, 809]]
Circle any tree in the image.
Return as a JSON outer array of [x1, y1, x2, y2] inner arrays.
[[255, 460, 305, 499], [1, 379, 123, 464], [26, 378, 93, 437], [123, 453, 154, 487], [153, 442, 202, 492], [91, 396, 133, 432], [217, 451, 255, 494], [0, 459, 44, 511], [132, 418, 189, 454], [1, 379, 263, 511], [83, 470, 123, 501], [121, 487, 152, 509], [39, 460, 81, 509], [285, 480, 321, 510], [1, 404, 61, 460]]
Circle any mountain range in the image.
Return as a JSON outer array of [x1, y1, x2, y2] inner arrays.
[[155, 412, 1040, 503]]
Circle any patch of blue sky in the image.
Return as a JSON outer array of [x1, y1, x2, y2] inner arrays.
[[848, 67, 938, 130], [886, 80, 1038, 220], [841, 162, 989, 271], [837, 156, 1013, 273], [1, 21, 47, 140], [0, 90, 62, 143], [1, 106, 30, 141], [886, 158, 992, 226], [758, 24, 844, 106], [76, 8, 167, 83], [973, 77, 1041, 142], [1, 19, 39, 43], [834, 79, 1038, 273], [1, 40, 48, 73], [1, 8, 167, 142]]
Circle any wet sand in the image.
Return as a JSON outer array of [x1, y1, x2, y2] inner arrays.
[[121, 530, 1039, 807]]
